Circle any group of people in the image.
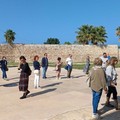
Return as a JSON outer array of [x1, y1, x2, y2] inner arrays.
[[89, 52, 120, 120], [1, 52, 119, 120], [18, 53, 73, 99]]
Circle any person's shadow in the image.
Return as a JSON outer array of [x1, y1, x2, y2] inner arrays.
[[41, 82, 62, 88], [101, 109, 120, 120], [27, 88, 57, 98], [99, 97, 120, 119], [0, 82, 18, 87]]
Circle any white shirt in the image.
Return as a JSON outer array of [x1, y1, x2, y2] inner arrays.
[[106, 65, 117, 80], [66, 57, 73, 66], [100, 56, 108, 68], [106, 65, 117, 86]]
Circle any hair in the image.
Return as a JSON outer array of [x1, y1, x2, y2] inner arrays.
[[2, 56, 6, 59], [108, 57, 118, 67], [19, 56, 26, 60], [57, 57, 61, 61], [94, 58, 102, 66], [103, 52, 107, 55], [34, 55, 39, 61], [44, 53, 47, 56]]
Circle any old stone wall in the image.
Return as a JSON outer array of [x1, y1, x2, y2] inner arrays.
[[0, 44, 119, 63], [0, 44, 15, 61]]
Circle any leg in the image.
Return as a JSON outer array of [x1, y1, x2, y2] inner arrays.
[[105, 86, 113, 107], [58, 71, 60, 79], [36, 74, 40, 88], [56, 71, 59, 79], [67, 65, 72, 78], [42, 67, 45, 78], [4, 70, 7, 78], [92, 89, 102, 114], [34, 74, 37, 88], [44, 66, 48, 78], [1, 68, 6, 79], [112, 87, 120, 110]]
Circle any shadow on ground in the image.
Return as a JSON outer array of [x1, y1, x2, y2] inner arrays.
[[102, 110, 120, 120], [1, 82, 18, 87], [28, 88, 57, 97], [41, 82, 62, 88], [8, 77, 19, 80]]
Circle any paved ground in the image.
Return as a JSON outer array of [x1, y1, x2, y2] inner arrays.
[[0, 67, 120, 120]]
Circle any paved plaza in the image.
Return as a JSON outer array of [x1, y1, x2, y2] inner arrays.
[[0, 67, 120, 120]]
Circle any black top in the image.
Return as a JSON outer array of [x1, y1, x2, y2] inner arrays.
[[20, 63, 30, 74], [0, 60, 7, 70], [33, 61, 40, 70]]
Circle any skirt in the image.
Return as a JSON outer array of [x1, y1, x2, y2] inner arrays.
[[19, 72, 29, 91]]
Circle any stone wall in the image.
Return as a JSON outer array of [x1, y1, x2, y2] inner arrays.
[[0, 44, 119, 63], [0, 44, 15, 61]]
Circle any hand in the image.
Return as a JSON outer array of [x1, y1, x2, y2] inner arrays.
[[104, 88, 108, 94], [104, 90, 107, 94], [111, 82, 116, 87], [115, 83, 117, 86]]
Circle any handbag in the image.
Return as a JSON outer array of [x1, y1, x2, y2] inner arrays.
[[34, 70, 39, 74], [5, 66, 9, 71], [64, 65, 68, 70]]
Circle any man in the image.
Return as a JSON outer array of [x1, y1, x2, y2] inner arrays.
[[66, 54, 73, 78], [100, 52, 108, 71], [41, 53, 48, 79]]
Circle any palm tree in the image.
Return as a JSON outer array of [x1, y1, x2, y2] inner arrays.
[[91, 26, 107, 45], [116, 26, 120, 41], [76, 25, 93, 45], [4, 29, 16, 45], [76, 25, 107, 45]]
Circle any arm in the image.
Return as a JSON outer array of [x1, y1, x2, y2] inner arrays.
[[101, 70, 107, 93]]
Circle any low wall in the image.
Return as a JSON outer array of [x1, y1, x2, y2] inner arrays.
[[0, 44, 119, 63]]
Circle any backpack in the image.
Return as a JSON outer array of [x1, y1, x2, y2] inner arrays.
[[27, 65, 32, 76], [28, 68, 32, 76]]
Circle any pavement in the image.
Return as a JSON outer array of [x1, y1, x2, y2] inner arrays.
[[0, 67, 120, 120]]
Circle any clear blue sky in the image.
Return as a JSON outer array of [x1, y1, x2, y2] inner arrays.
[[0, 0, 120, 45]]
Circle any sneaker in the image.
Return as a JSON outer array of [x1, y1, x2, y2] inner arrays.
[[92, 113, 100, 119]]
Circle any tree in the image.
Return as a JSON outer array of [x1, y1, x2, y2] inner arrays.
[[76, 25, 93, 45], [4, 29, 16, 45], [76, 25, 107, 45], [116, 26, 120, 41], [64, 41, 71, 45], [44, 38, 60, 44], [91, 26, 107, 45]]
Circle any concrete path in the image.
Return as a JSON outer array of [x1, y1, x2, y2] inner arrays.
[[0, 67, 120, 120]]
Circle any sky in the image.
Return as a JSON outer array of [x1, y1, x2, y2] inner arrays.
[[0, 0, 120, 45]]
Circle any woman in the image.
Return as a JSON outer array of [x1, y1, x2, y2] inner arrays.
[[83, 55, 90, 75], [33, 55, 40, 88], [105, 57, 120, 110], [0, 56, 8, 80], [90, 58, 107, 119], [55, 57, 63, 79], [19, 56, 31, 99]]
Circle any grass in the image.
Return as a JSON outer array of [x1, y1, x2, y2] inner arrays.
[[8, 61, 120, 70]]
